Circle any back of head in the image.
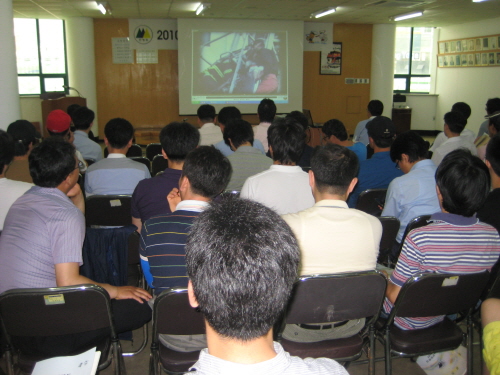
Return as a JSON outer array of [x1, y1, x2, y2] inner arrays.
[[257, 98, 276, 123], [486, 134, 500, 177], [390, 131, 428, 163], [367, 116, 396, 148], [451, 102, 472, 120], [436, 149, 490, 217], [47, 110, 72, 136], [486, 98, 500, 115], [7, 120, 37, 157], [160, 122, 199, 162], [444, 111, 467, 134], [268, 118, 305, 164], [217, 106, 241, 126], [286, 111, 309, 132], [185, 198, 300, 341], [0, 130, 15, 172], [487, 111, 500, 132], [322, 119, 348, 141], [71, 106, 95, 131], [368, 100, 384, 116], [223, 119, 254, 149], [197, 104, 216, 122], [311, 144, 359, 196], [182, 146, 231, 198], [104, 118, 134, 149], [66, 104, 81, 117], [29, 137, 76, 188]]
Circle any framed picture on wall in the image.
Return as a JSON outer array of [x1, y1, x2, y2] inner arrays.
[[320, 42, 342, 75]]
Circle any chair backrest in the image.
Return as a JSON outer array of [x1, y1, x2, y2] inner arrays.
[[85, 195, 132, 227], [153, 288, 205, 337], [396, 215, 432, 257], [379, 216, 400, 254], [0, 284, 114, 338], [152, 154, 169, 176], [284, 271, 387, 324], [356, 189, 387, 217], [390, 272, 490, 320], [146, 143, 163, 161], [130, 156, 151, 172]]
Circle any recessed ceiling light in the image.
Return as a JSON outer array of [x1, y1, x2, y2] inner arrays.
[[310, 7, 336, 18], [391, 11, 424, 21]]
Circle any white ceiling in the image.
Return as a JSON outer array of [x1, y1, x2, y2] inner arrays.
[[11, 0, 500, 27]]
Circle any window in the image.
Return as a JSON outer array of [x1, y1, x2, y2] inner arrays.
[[14, 19, 68, 95], [394, 27, 434, 93]]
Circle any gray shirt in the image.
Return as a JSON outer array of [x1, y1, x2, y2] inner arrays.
[[73, 130, 103, 162], [226, 146, 272, 192], [0, 186, 85, 293]]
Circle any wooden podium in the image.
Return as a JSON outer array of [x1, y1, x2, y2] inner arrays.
[[41, 96, 86, 138]]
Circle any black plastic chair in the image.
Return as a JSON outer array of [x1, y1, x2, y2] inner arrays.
[[130, 156, 152, 173], [0, 284, 125, 375], [390, 215, 432, 266], [355, 189, 387, 217], [152, 155, 169, 177], [104, 144, 143, 158], [378, 216, 400, 265], [85, 195, 132, 227], [378, 271, 490, 375], [150, 288, 206, 375], [277, 271, 387, 375], [146, 143, 163, 161]]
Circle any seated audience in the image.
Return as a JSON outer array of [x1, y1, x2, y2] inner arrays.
[[214, 106, 265, 156], [282, 144, 382, 342], [478, 98, 500, 138], [431, 111, 477, 166], [253, 98, 276, 152], [478, 133, 500, 233], [5, 120, 38, 183], [286, 110, 314, 168], [241, 117, 315, 215], [225, 119, 272, 191], [131, 122, 199, 231], [322, 118, 367, 161], [353, 99, 384, 146], [481, 297, 500, 375], [382, 131, 440, 250], [430, 102, 475, 153], [384, 149, 500, 330], [477, 111, 500, 160], [186, 198, 349, 374], [0, 137, 151, 355], [85, 118, 150, 196], [347, 116, 403, 207], [71, 106, 102, 162], [197, 104, 222, 146], [0, 130, 32, 231]]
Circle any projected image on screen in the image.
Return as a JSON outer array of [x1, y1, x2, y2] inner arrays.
[[192, 31, 288, 105]]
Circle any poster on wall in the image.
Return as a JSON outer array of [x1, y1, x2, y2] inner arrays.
[[303, 22, 333, 51], [320, 42, 342, 75], [129, 19, 178, 50]]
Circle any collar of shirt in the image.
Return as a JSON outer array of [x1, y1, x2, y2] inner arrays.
[[235, 146, 262, 154], [370, 151, 391, 160], [431, 212, 478, 226], [107, 153, 126, 159], [410, 159, 436, 172], [201, 122, 216, 129], [176, 200, 210, 212], [258, 122, 272, 127], [314, 199, 348, 209]]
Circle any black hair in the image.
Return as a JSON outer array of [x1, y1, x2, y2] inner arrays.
[[486, 98, 500, 115], [7, 120, 36, 157], [486, 134, 500, 177], [104, 118, 134, 149], [444, 111, 467, 134], [181, 146, 231, 198], [311, 144, 359, 195], [390, 131, 428, 163], [217, 106, 241, 126], [48, 129, 71, 143], [66, 104, 81, 117], [197, 104, 216, 122], [29, 138, 76, 188], [268, 118, 305, 165], [258, 98, 276, 123], [160, 122, 200, 162], [71, 106, 95, 131], [286, 111, 309, 132], [0, 130, 15, 173], [489, 113, 500, 133], [185, 198, 299, 341], [368, 100, 384, 116], [223, 119, 254, 149], [322, 119, 348, 141], [435, 149, 490, 217], [451, 102, 472, 120]]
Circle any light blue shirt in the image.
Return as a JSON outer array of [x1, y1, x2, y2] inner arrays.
[[214, 139, 266, 156], [353, 117, 375, 146], [381, 159, 441, 243], [73, 130, 103, 162]]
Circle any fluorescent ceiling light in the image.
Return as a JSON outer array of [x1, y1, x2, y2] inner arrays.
[[96, 2, 106, 14], [311, 7, 336, 18], [472, 0, 488, 2], [392, 11, 423, 21], [196, 3, 211, 15], [96, 2, 111, 15]]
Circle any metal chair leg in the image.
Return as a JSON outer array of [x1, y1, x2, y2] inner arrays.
[[385, 329, 392, 375], [467, 315, 473, 375]]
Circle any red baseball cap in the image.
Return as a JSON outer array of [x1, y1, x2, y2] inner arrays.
[[46, 110, 72, 133]]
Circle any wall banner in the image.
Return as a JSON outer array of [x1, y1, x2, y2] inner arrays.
[[129, 19, 178, 50], [303, 22, 333, 52]]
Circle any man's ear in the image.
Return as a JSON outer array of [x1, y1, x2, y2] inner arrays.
[[269, 145, 274, 158], [309, 169, 315, 189], [188, 280, 199, 308], [401, 154, 410, 163], [179, 175, 191, 192], [127, 138, 133, 148], [104, 137, 109, 147], [347, 177, 358, 195], [161, 148, 168, 160]]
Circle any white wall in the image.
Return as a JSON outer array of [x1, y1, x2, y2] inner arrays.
[[20, 97, 43, 123], [435, 17, 500, 135], [406, 94, 438, 131]]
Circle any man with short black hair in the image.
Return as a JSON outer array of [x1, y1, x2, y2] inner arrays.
[[85, 118, 150, 196], [253, 98, 277, 152], [241, 117, 315, 215], [197, 104, 222, 146], [431, 111, 477, 166], [5, 119, 39, 183], [478, 98, 500, 137], [186, 198, 349, 374], [347, 116, 403, 207], [384, 149, 500, 330], [430, 102, 475, 153], [286, 110, 314, 168], [71, 106, 102, 161], [132, 122, 199, 231], [322, 118, 367, 161], [353, 99, 384, 146]]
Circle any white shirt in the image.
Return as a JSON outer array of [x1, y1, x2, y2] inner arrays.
[[199, 123, 223, 146], [431, 136, 478, 166], [430, 129, 476, 152], [253, 121, 272, 152], [240, 165, 314, 215], [0, 178, 33, 230]]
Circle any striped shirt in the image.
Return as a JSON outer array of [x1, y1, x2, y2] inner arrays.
[[139, 200, 209, 295], [384, 212, 500, 330], [226, 146, 272, 192]]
